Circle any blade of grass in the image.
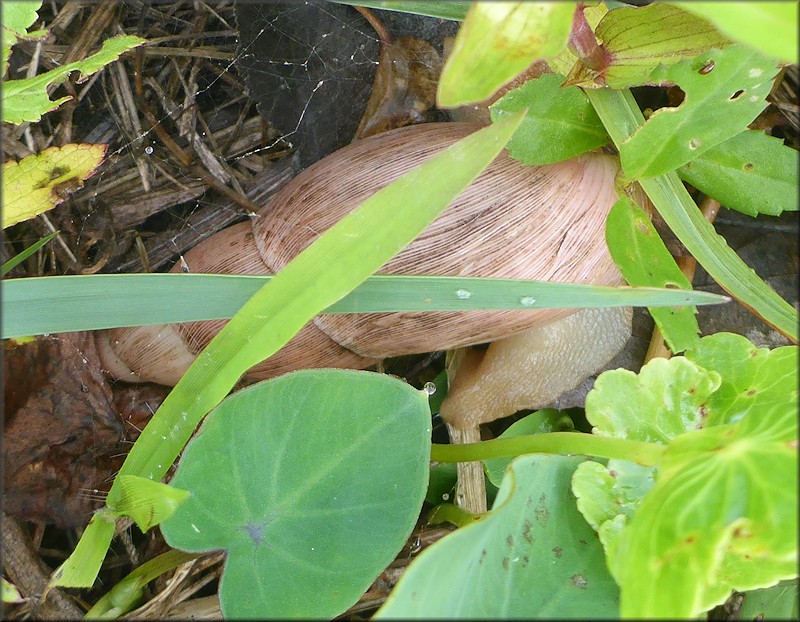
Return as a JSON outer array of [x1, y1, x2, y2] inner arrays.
[[1, 231, 58, 276], [53, 111, 526, 589], [2, 273, 728, 338], [587, 87, 798, 342]]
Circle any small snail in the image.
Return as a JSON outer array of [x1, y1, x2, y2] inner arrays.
[[97, 122, 630, 425]]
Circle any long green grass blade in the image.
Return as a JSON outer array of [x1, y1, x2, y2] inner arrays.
[[2, 273, 728, 338], [53, 112, 525, 589], [587, 87, 798, 342], [328, 0, 469, 21], [0, 231, 58, 276]]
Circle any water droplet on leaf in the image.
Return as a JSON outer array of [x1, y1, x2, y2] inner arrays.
[[519, 296, 536, 307]]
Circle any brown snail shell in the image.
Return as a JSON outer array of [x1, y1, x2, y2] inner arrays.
[[98, 122, 623, 385]]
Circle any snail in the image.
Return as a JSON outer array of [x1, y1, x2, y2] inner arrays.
[[96, 121, 631, 428]]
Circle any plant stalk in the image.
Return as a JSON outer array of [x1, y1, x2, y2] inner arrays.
[[430, 432, 665, 467]]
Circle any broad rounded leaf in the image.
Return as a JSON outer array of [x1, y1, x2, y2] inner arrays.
[[377, 455, 619, 619], [614, 417, 797, 617], [161, 369, 431, 619], [490, 74, 610, 165], [685, 332, 799, 429], [585, 356, 721, 443]]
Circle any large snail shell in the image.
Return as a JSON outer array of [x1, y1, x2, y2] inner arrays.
[[99, 122, 622, 385]]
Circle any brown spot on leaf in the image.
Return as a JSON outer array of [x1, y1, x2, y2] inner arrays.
[[571, 574, 588, 589], [553, 546, 563, 558], [522, 520, 533, 544]]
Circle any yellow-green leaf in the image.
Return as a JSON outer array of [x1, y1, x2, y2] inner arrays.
[[672, 1, 798, 64], [438, 1, 575, 107], [115, 475, 190, 533], [2, 144, 106, 228]]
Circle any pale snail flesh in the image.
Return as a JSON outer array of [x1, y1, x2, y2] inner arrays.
[[97, 122, 629, 418]]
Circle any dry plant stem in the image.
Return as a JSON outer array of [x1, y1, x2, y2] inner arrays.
[[445, 423, 488, 515], [644, 197, 721, 363], [1, 515, 84, 620], [354, 5, 392, 46]]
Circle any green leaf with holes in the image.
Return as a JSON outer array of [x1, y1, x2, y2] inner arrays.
[[605, 196, 700, 353], [2, 34, 145, 124], [438, 2, 574, 107], [619, 45, 779, 178], [160, 369, 431, 619], [677, 130, 799, 217], [490, 74, 610, 165], [377, 455, 619, 618]]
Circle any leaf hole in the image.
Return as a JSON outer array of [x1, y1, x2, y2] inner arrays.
[[730, 89, 745, 101]]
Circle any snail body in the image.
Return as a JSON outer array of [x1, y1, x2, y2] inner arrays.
[[98, 122, 624, 386]]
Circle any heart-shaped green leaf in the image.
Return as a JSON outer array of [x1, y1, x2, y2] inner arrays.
[[377, 455, 619, 618], [160, 369, 431, 619]]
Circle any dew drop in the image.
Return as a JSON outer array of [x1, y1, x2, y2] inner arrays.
[[455, 288, 472, 300], [144, 145, 154, 155], [519, 296, 537, 307], [688, 139, 701, 150], [442, 493, 450, 501], [161, 435, 167, 440], [422, 382, 437, 396]]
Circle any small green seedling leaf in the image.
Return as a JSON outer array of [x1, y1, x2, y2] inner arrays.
[[161, 369, 431, 619], [377, 455, 619, 618], [84, 550, 197, 619], [572, 458, 655, 557], [48, 509, 115, 588], [483, 409, 574, 487], [685, 332, 799, 428], [115, 475, 190, 533], [671, 2, 798, 64], [678, 130, 799, 217], [2, 577, 23, 604], [568, 3, 730, 89], [1, 231, 58, 275], [2, 1, 44, 77], [619, 45, 779, 178], [438, 2, 574, 107], [490, 74, 610, 165], [2, 34, 145, 124], [606, 196, 700, 353], [2, 144, 106, 228]]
